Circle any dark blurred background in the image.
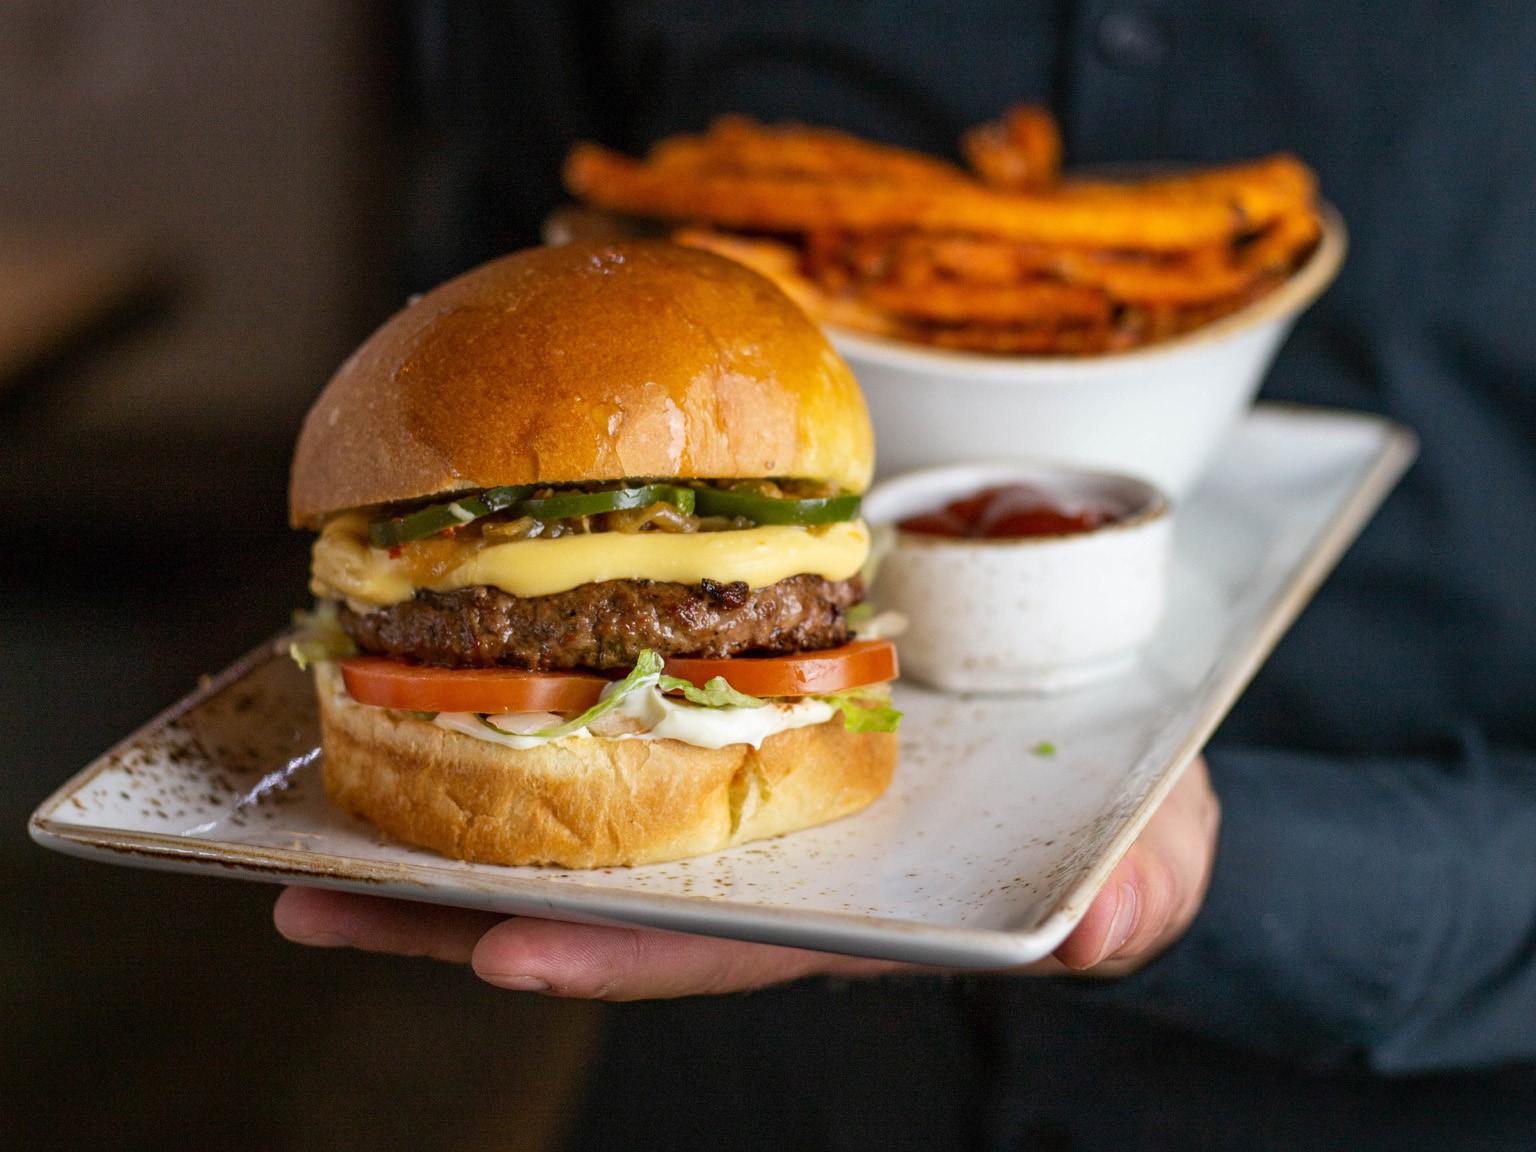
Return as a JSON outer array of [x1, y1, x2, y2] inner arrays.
[[19, 4, 1536, 1150], [0, 3, 610, 1148]]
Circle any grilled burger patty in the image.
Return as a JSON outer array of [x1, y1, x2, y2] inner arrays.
[[338, 575, 863, 672]]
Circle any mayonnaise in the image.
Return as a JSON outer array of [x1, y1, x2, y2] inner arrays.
[[431, 678, 835, 751]]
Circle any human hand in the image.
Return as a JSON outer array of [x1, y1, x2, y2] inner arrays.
[[274, 755, 1218, 998]]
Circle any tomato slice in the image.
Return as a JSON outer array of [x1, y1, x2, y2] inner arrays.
[[664, 640, 898, 697], [340, 658, 608, 714], [339, 640, 899, 714]]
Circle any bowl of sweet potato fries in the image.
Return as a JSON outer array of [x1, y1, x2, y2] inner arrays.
[[559, 106, 1344, 494]]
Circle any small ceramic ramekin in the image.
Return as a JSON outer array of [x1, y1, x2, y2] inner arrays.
[[862, 462, 1172, 694]]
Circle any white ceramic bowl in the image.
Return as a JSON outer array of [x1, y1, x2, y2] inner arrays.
[[831, 205, 1345, 496], [863, 462, 1172, 694]]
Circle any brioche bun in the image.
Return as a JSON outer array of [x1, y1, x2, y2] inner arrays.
[[314, 664, 896, 868], [290, 241, 875, 528]]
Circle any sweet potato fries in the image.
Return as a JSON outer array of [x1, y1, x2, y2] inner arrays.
[[563, 109, 1322, 355]]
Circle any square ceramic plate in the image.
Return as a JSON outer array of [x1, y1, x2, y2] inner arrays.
[[29, 404, 1415, 968]]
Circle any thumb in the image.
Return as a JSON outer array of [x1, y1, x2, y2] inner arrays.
[[1051, 854, 1152, 971]]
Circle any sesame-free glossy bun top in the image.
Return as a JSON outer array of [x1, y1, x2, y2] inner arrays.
[[289, 241, 875, 527]]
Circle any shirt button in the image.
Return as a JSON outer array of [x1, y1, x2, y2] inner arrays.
[[1096, 7, 1166, 72]]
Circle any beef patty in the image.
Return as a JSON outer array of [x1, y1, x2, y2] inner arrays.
[[338, 575, 862, 672]]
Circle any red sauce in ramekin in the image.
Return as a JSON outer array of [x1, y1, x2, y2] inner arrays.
[[897, 484, 1127, 539]]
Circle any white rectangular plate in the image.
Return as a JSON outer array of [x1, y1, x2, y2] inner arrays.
[[30, 405, 1415, 968]]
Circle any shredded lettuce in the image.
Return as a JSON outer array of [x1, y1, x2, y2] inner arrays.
[[530, 652, 773, 740], [292, 602, 342, 631], [845, 603, 876, 629], [849, 608, 908, 641], [657, 673, 766, 709], [287, 602, 357, 669], [532, 650, 667, 738], [463, 646, 898, 743], [822, 688, 903, 733]]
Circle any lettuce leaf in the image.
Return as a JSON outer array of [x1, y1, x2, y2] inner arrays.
[[287, 602, 357, 669], [492, 647, 897, 743], [531, 652, 771, 740], [532, 650, 666, 738], [822, 688, 903, 733], [845, 602, 876, 629], [656, 673, 766, 709]]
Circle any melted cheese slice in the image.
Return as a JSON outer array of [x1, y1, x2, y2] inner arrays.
[[311, 514, 870, 606]]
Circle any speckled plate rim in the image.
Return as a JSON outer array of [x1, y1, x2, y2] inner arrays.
[[29, 405, 1417, 969], [30, 695, 1082, 966]]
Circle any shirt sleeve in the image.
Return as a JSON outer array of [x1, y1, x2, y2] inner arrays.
[[1093, 731, 1536, 1073]]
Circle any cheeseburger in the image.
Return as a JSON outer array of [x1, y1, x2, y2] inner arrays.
[[289, 241, 899, 868]]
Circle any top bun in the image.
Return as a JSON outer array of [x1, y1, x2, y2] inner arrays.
[[290, 241, 875, 527]]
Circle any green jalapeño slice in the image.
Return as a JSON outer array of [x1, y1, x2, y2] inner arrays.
[[368, 485, 535, 548], [368, 484, 697, 547], [691, 488, 861, 525], [514, 484, 696, 522], [367, 481, 860, 548]]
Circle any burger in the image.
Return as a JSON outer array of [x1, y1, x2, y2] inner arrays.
[[288, 240, 900, 868]]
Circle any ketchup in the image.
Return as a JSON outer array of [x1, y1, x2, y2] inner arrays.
[[898, 484, 1125, 539]]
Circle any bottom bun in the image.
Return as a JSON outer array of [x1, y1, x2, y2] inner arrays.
[[314, 663, 898, 867]]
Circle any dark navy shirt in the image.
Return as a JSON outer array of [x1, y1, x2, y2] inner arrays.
[[413, 0, 1536, 1076]]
